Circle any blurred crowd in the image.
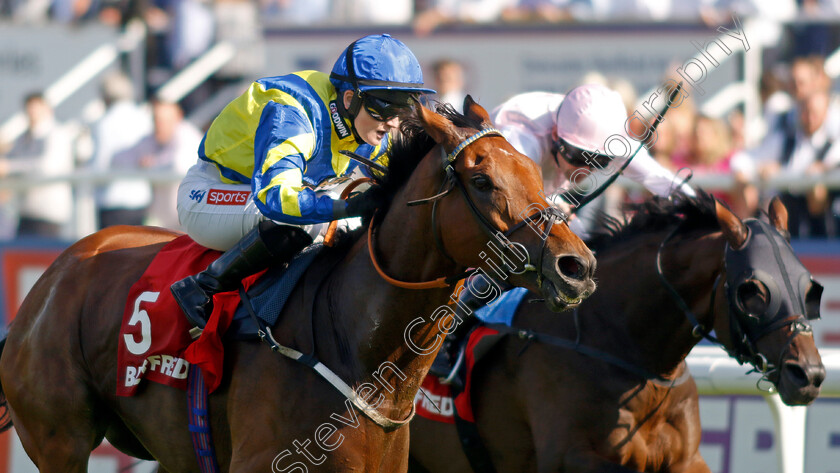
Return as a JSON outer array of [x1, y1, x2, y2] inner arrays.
[[641, 53, 840, 238], [4, 0, 840, 34], [2, 1, 840, 240], [0, 72, 201, 239]]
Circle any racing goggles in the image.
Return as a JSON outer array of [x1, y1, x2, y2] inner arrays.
[[552, 137, 615, 169], [362, 92, 417, 122]]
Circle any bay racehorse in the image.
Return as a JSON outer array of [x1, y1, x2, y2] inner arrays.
[[0, 98, 597, 472], [409, 192, 824, 473]]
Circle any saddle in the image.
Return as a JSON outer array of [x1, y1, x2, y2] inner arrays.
[[227, 242, 327, 339], [116, 235, 347, 397]]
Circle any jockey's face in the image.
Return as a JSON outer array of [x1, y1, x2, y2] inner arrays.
[[550, 129, 591, 181], [344, 90, 400, 146], [556, 154, 589, 181]]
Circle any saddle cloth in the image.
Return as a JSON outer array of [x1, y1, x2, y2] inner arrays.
[[415, 325, 506, 424], [416, 288, 528, 423], [116, 235, 322, 396]]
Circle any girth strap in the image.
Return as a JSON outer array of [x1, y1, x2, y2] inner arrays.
[[452, 403, 498, 473], [187, 367, 220, 473], [239, 286, 415, 432]]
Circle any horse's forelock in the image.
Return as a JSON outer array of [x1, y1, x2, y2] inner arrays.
[[382, 103, 484, 196]]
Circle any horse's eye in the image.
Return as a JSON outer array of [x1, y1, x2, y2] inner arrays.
[[471, 174, 492, 191], [736, 279, 769, 317]]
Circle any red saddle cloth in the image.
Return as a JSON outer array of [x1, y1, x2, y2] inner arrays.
[[116, 235, 263, 397], [414, 326, 501, 424]]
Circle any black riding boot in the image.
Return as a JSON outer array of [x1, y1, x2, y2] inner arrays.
[[171, 221, 313, 329], [429, 276, 512, 382], [428, 315, 479, 384]]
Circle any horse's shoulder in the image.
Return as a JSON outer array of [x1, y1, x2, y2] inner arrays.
[[67, 225, 181, 260]]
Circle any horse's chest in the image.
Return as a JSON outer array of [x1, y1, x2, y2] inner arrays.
[[611, 390, 683, 468]]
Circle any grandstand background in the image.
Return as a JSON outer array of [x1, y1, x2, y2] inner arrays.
[[1, 1, 840, 471]]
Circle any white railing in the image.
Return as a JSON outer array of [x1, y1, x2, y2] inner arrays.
[[634, 17, 774, 148], [0, 25, 237, 235], [687, 346, 840, 473], [694, 17, 840, 148], [155, 42, 236, 104], [1, 171, 838, 240]]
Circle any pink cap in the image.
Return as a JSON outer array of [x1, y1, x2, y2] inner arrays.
[[555, 84, 630, 153]]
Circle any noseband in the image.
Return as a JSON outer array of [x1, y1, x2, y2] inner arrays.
[[370, 127, 565, 290], [656, 218, 822, 384]]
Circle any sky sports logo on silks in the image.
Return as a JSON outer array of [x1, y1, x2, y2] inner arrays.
[[330, 101, 351, 139], [207, 189, 250, 206]]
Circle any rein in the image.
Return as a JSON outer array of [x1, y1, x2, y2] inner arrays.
[[323, 177, 373, 247], [370, 127, 559, 290], [656, 222, 720, 342], [484, 319, 692, 387], [367, 219, 474, 289]]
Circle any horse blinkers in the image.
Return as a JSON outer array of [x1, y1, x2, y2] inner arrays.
[[722, 220, 823, 370]]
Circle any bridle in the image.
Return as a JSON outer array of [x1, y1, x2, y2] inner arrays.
[[655, 217, 822, 385], [368, 126, 567, 290]]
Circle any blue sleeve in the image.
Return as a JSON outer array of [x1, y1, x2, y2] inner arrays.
[[252, 101, 337, 224]]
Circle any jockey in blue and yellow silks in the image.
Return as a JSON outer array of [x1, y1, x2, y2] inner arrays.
[[197, 72, 387, 226], [171, 34, 436, 330]]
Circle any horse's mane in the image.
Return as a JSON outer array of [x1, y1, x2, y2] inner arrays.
[[334, 103, 482, 245], [383, 103, 482, 193], [369, 102, 484, 211], [585, 190, 720, 251]]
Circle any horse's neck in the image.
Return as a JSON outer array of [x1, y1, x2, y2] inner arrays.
[[316, 149, 459, 407], [583, 232, 724, 376]]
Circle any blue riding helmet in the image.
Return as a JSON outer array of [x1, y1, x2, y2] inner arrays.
[[329, 34, 436, 96], [330, 34, 435, 141]]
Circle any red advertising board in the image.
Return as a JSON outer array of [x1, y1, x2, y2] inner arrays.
[[0, 247, 64, 323], [798, 249, 840, 348], [0, 242, 154, 472]]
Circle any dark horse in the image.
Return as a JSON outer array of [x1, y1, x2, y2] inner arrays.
[[0, 99, 597, 472], [410, 193, 825, 473]]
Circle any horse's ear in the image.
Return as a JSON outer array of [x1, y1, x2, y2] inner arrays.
[[463, 95, 493, 129], [716, 200, 748, 249], [417, 102, 461, 149], [768, 196, 790, 240]]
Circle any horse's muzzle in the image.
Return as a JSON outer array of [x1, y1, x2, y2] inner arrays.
[[777, 359, 825, 405], [541, 253, 596, 312]]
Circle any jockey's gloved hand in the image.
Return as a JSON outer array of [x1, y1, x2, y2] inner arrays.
[[333, 188, 380, 222], [346, 191, 379, 220]]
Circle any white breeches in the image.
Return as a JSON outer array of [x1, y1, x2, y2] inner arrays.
[[176, 161, 327, 250]]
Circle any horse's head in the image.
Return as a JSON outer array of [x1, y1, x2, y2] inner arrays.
[[407, 97, 596, 311], [712, 198, 825, 405]]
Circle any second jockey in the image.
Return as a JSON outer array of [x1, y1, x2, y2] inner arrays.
[[428, 83, 696, 379], [490, 84, 695, 236]]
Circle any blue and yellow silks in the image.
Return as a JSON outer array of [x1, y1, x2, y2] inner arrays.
[[198, 71, 388, 225]]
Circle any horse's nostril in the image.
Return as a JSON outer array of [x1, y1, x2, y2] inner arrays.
[[558, 256, 585, 280], [785, 363, 808, 385], [784, 362, 825, 387]]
